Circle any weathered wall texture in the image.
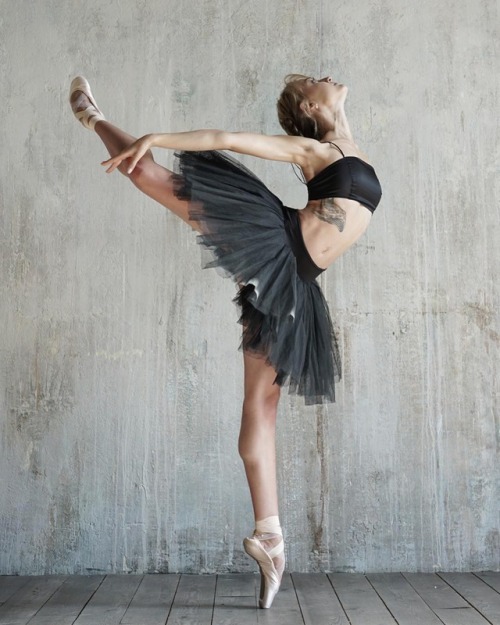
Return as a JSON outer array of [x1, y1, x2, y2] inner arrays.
[[0, 0, 498, 574]]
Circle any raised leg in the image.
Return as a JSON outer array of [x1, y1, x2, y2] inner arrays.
[[239, 349, 285, 607], [70, 89, 202, 232]]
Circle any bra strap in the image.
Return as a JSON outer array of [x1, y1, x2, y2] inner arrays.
[[328, 141, 345, 157]]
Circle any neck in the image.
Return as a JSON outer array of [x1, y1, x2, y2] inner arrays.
[[319, 107, 353, 142]]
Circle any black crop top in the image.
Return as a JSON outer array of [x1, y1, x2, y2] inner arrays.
[[307, 142, 382, 213]]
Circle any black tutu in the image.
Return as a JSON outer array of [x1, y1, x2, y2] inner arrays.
[[172, 150, 341, 405]]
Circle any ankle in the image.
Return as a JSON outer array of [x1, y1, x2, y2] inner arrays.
[[255, 515, 282, 536]]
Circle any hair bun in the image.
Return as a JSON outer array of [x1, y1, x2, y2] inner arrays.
[[277, 76, 319, 139]]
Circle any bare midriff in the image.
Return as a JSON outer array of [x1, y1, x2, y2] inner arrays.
[[298, 197, 373, 269]]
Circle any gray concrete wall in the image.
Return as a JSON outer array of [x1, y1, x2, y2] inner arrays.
[[0, 0, 498, 574]]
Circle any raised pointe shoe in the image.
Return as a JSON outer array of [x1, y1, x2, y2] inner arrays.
[[69, 75, 105, 130], [243, 532, 285, 609]]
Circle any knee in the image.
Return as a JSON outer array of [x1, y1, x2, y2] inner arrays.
[[126, 151, 155, 186], [238, 387, 280, 462], [243, 384, 281, 419]]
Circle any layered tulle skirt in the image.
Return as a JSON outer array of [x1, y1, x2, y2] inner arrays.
[[172, 150, 341, 405]]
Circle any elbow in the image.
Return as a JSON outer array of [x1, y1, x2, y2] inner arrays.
[[217, 131, 232, 151]]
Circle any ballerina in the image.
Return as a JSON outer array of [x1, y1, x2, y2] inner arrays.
[[69, 73, 381, 608]]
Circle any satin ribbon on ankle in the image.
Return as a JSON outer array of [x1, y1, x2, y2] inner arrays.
[[255, 515, 282, 536]]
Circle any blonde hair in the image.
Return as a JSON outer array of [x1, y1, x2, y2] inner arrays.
[[277, 73, 321, 140]]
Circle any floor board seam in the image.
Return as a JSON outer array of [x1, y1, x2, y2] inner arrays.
[[471, 571, 500, 596], [364, 573, 403, 625], [435, 573, 495, 625]]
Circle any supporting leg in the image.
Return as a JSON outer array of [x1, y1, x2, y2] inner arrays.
[[239, 349, 285, 608], [239, 350, 281, 519]]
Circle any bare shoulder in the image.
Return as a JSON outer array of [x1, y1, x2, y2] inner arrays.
[[331, 138, 374, 166], [299, 139, 338, 179]]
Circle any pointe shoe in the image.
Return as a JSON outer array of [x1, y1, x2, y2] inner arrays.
[[69, 75, 105, 130], [243, 532, 285, 609]]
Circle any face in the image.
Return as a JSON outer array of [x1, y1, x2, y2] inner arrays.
[[300, 75, 348, 110]]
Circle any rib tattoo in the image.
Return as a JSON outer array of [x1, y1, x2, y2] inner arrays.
[[311, 198, 347, 232]]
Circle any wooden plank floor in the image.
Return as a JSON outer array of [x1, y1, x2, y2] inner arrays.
[[0, 572, 498, 625]]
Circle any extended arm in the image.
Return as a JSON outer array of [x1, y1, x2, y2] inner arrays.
[[101, 129, 316, 174]]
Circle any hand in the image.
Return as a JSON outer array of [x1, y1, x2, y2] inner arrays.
[[101, 134, 155, 174]]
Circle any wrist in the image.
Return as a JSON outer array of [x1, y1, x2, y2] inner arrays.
[[148, 133, 160, 148]]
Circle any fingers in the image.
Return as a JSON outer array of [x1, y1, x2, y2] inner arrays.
[[100, 146, 146, 174], [106, 160, 121, 174], [125, 145, 148, 174], [101, 155, 132, 174], [126, 156, 141, 174], [101, 154, 126, 173]]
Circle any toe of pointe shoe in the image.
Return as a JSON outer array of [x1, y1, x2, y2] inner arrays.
[[259, 571, 281, 609], [69, 75, 87, 95], [69, 76, 97, 103], [243, 536, 284, 609]]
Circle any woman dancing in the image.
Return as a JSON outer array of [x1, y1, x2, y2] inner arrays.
[[69, 73, 382, 608]]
